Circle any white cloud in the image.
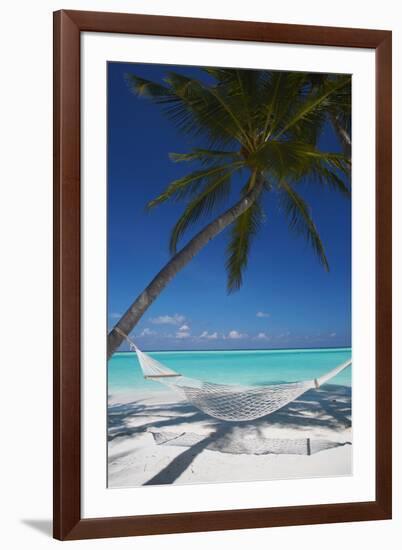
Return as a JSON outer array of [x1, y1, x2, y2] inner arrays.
[[330, 332, 337, 337], [140, 328, 156, 337], [200, 331, 218, 340], [226, 330, 247, 340], [150, 314, 185, 325], [110, 312, 122, 319], [256, 311, 270, 318], [176, 330, 191, 339], [255, 332, 270, 340], [176, 323, 191, 339]]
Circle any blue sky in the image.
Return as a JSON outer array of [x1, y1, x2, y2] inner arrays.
[[107, 62, 351, 351]]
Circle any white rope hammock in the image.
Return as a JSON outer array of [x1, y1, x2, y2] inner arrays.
[[115, 328, 351, 422]]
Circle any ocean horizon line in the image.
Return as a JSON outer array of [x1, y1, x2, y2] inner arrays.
[[113, 345, 352, 355]]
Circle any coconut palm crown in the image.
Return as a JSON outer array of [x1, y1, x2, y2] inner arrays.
[[107, 68, 351, 357]]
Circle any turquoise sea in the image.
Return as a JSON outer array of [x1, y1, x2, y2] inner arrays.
[[108, 347, 352, 395]]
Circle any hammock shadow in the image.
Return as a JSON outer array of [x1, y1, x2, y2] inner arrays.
[[108, 384, 351, 485], [143, 421, 257, 485]]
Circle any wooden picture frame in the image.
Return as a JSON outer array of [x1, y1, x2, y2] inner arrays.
[[53, 10, 392, 540]]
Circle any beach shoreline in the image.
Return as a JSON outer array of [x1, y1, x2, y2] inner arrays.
[[108, 384, 352, 488]]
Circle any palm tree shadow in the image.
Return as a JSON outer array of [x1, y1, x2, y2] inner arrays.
[[143, 433, 214, 485], [314, 386, 352, 428], [143, 422, 239, 485], [108, 400, 215, 442], [265, 384, 352, 431]]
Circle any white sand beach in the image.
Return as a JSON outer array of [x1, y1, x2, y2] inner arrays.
[[108, 383, 352, 488]]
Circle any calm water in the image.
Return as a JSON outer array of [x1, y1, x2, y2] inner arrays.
[[108, 348, 352, 395]]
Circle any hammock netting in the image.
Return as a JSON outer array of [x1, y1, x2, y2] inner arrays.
[[149, 429, 351, 456], [165, 378, 314, 421], [117, 330, 351, 422]]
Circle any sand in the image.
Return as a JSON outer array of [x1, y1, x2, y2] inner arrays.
[[108, 384, 352, 488]]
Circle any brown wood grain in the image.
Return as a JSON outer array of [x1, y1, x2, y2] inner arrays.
[[53, 10, 81, 540], [53, 10, 392, 540]]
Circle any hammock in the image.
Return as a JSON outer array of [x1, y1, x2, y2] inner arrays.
[[115, 329, 351, 422]]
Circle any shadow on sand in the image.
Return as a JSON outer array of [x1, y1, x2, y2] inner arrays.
[[108, 384, 351, 485]]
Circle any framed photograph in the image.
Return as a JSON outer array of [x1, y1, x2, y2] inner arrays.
[[53, 10, 392, 540]]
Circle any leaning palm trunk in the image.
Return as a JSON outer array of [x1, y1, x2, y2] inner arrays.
[[330, 113, 351, 157], [107, 179, 264, 358]]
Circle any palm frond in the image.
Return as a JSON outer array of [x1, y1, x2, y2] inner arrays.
[[202, 79, 255, 150], [309, 166, 350, 195], [275, 75, 351, 140], [279, 181, 329, 271], [249, 141, 350, 194], [260, 72, 283, 140], [169, 149, 242, 166], [226, 200, 264, 293], [257, 72, 310, 140], [162, 72, 254, 148], [126, 72, 234, 147], [125, 74, 171, 99], [169, 168, 236, 253], [147, 164, 241, 209]]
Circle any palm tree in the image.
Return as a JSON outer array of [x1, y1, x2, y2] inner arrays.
[[307, 72, 351, 156], [107, 68, 351, 358]]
